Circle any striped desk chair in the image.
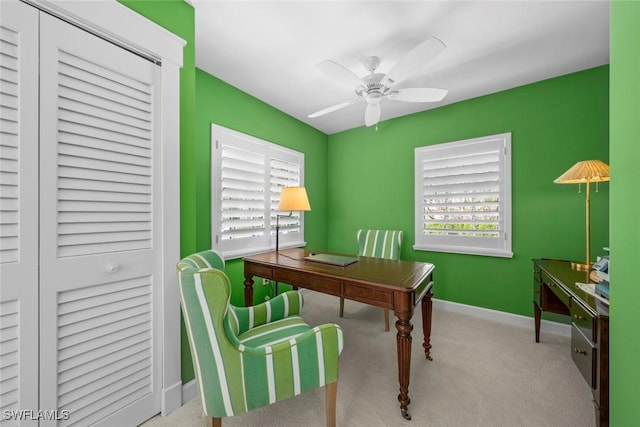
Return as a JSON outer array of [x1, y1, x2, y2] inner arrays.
[[340, 230, 403, 331], [178, 250, 344, 427]]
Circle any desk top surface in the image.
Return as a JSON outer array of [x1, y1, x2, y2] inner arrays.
[[245, 248, 435, 291]]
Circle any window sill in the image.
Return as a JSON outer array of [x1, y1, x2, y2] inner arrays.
[[221, 241, 307, 261], [413, 244, 513, 258]]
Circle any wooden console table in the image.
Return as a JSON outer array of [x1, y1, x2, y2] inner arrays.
[[244, 249, 435, 421], [533, 259, 609, 426]]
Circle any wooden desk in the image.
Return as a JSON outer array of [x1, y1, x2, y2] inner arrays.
[[533, 259, 609, 426], [243, 249, 435, 420]]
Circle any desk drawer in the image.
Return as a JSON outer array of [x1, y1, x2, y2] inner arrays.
[[275, 269, 341, 296], [571, 324, 596, 389], [542, 271, 571, 307], [571, 300, 596, 343]]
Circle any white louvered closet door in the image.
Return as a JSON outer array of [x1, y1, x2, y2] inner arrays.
[[38, 13, 161, 426], [0, 2, 39, 425]]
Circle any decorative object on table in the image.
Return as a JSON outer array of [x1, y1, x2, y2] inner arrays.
[[177, 250, 343, 427], [554, 159, 610, 271]]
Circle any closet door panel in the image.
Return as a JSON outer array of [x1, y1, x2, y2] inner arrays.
[[0, 2, 39, 425], [38, 13, 161, 426]]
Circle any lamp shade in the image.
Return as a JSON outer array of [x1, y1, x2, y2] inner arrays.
[[278, 187, 311, 211], [554, 160, 610, 184]]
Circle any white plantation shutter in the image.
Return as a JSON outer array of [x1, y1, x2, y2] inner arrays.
[[414, 133, 512, 257], [212, 125, 305, 258], [219, 136, 266, 252], [270, 147, 303, 246]]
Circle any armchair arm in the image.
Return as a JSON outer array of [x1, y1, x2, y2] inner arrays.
[[231, 290, 303, 335], [240, 323, 344, 384]]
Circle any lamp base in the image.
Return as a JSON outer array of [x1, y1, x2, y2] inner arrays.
[[570, 261, 593, 272]]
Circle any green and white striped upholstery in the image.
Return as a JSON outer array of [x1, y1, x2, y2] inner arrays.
[[341, 230, 403, 331], [357, 229, 403, 260], [178, 250, 344, 424]]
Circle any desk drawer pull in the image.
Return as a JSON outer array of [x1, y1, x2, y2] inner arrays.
[[573, 348, 588, 356], [574, 314, 586, 321]]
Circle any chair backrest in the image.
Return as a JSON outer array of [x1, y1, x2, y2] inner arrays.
[[356, 229, 403, 260], [178, 256, 245, 418], [177, 249, 225, 272]]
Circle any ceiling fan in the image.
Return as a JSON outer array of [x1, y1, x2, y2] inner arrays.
[[308, 37, 448, 128]]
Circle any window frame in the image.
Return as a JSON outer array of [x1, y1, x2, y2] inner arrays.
[[414, 132, 513, 258], [211, 124, 306, 259]]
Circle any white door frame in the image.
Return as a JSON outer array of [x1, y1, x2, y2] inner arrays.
[[24, 0, 185, 416]]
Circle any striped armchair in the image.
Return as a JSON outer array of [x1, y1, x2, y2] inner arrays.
[[340, 230, 403, 331], [177, 250, 344, 427]]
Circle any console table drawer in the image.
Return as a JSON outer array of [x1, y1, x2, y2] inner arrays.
[[572, 324, 596, 389], [571, 300, 596, 343]]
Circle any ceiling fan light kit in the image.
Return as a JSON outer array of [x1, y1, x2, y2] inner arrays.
[[309, 37, 448, 128]]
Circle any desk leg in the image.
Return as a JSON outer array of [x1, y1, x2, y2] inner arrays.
[[533, 302, 541, 343], [395, 314, 413, 420], [243, 275, 255, 307], [422, 288, 433, 361]]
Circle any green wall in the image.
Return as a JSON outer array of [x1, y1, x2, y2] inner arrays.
[[194, 68, 329, 304], [610, 1, 640, 424], [327, 66, 610, 317]]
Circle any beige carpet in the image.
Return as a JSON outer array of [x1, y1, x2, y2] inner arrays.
[[141, 291, 595, 427]]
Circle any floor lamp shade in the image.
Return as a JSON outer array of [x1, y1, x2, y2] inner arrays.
[[554, 160, 610, 271]]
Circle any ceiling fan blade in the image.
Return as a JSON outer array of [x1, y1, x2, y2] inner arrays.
[[364, 103, 381, 127], [316, 60, 365, 88], [308, 98, 362, 118], [381, 37, 446, 87], [389, 87, 448, 103]]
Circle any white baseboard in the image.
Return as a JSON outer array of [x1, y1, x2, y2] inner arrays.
[[182, 379, 198, 404], [432, 298, 571, 338], [161, 380, 183, 415]]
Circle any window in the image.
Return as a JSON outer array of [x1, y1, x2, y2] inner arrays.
[[211, 124, 305, 259], [414, 133, 512, 258]]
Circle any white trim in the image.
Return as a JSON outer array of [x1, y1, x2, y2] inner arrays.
[[182, 379, 198, 404], [433, 298, 571, 338], [24, 0, 185, 66], [27, 0, 185, 417]]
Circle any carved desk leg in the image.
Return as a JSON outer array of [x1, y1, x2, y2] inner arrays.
[[395, 311, 414, 421], [422, 287, 433, 361], [243, 274, 254, 307]]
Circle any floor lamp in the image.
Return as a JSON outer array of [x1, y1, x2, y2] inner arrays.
[[274, 186, 311, 294], [554, 159, 610, 271]]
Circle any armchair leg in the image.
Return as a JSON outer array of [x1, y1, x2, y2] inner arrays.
[[384, 308, 390, 332], [339, 297, 345, 318], [326, 381, 338, 427], [207, 417, 221, 427]]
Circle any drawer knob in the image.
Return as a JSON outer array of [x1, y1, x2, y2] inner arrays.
[[573, 348, 588, 356], [105, 264, 119, 274], [574, 314, 586, 321]]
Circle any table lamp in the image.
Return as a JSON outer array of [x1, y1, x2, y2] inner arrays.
[[554, 159, 610, 271], [276, 186, 311, 253]]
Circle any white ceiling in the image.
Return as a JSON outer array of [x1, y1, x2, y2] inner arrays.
[[193, 1, 610, 135]]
